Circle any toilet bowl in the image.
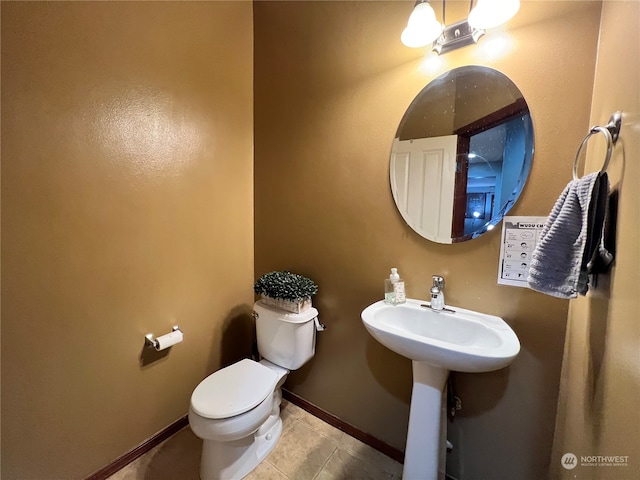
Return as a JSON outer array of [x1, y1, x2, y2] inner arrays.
[[189, 359, 288, 479], [189, 301, 319, 480]]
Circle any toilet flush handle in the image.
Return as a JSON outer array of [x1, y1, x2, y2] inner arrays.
[[314, 317, 326, 331]]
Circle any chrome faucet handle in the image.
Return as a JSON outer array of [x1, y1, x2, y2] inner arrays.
[[432, 275, 445, 290]]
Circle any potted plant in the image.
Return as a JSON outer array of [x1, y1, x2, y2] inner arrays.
[[253, 271, 318, 314]]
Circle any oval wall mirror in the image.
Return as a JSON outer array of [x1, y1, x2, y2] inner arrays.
[[390, 66, 534, 244]]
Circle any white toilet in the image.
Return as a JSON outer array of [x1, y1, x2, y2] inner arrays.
[[189, 300, 319, 480]]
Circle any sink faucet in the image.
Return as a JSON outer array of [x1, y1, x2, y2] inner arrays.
[[430, 275, 445, 311]]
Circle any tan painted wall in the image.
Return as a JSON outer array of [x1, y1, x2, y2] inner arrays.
[[254, 2, 601, 479], [1, 2, 254, 479], [551, 2, 640, 479]]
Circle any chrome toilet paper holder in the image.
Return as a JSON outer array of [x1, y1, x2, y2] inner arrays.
[[145, 325, 182, 349]]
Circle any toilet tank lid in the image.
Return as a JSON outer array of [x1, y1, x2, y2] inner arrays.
[[254, 301, 319, 324], [191, 359, 277, 419]]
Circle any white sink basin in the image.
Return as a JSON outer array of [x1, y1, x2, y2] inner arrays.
[[361, 298, 520, 373]]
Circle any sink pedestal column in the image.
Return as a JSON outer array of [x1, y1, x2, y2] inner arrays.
[[403, 361, 450, 480]]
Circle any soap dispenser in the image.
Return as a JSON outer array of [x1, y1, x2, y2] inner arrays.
[[385, 268, 406, 305]]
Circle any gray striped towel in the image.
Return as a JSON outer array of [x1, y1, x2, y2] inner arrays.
[[527, 172, 609, 298]]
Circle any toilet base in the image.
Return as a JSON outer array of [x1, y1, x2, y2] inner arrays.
[[200, 410, 283, 480]]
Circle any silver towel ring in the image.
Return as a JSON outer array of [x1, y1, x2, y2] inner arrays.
[[572, 111, 622, 181], [572, 126, 613, 181]]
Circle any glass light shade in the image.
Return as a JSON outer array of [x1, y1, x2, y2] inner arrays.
[[468, 0, 520, 29], [401, 2, 444, 48]]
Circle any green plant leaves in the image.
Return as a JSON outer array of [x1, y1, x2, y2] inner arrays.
[[254, 271, 318, 301]]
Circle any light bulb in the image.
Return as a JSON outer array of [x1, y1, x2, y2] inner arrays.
[[468, 0, 520, 30], [401, 2, 444, 48]]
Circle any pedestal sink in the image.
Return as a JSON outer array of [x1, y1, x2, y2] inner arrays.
[[361, 299, 520, 480]]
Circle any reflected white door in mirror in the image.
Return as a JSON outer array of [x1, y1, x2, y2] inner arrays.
[[391, 135, 458, 244]]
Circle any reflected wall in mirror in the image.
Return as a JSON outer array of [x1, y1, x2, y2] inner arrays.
[[390, 66, 534, 244]]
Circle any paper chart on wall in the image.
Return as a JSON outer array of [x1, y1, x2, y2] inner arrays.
[[497, 216, 547, 288]]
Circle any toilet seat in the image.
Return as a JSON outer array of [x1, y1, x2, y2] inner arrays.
[[191, 359, 278, 419]]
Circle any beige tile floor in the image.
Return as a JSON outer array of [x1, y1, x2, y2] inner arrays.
[[107, 400, 403, 480]]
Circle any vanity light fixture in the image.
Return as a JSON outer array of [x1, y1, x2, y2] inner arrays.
[[468, 0, 521, 29], [400, 0, 444, 48], [401, 0, 520, 54]]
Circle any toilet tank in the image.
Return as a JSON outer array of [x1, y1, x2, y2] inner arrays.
[[254, 301, 318, 370]]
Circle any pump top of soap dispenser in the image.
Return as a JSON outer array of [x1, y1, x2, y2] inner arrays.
[[390, 268, 400, 282]]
